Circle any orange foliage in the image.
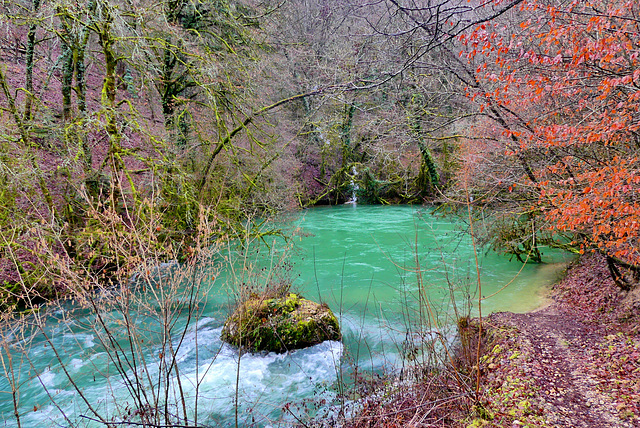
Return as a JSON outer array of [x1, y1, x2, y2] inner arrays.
[[462, 0, 640, 263]]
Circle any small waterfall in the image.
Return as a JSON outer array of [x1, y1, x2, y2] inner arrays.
[[346, 166, 359, 204]]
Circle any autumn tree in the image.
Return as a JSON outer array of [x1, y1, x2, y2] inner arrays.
[[366, 0, 594, 263], [457, 0, 640, 285]]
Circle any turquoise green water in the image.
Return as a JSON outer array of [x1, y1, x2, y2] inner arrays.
[[290, 205, 565, 313], [0, 205, 571, 427], [283, 205, 569, 371]]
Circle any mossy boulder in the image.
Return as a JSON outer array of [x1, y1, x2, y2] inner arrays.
[[220, 293, 341, 353]]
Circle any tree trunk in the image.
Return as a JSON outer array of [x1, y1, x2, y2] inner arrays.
[[61, 40, 73, 122], [23, 0, 41, 122], [606, 255, 634, 291]]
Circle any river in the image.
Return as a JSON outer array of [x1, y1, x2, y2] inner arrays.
[[0, 205, 571, 427]]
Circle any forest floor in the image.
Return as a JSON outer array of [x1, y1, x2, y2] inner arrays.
[[472, 253, 640, 428]]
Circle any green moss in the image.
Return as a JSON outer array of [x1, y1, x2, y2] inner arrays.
[[221, 294, 341, 353]]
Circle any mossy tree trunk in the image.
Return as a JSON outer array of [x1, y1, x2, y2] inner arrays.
[[159, 38, 197, 149], [60, 32, 73, 122], [334, 102, 357, 203], [0, 66, 54, 214], [340, 102, 356, 165], [409, 97, 440, 197], [90, 0, 138, 207], [417, 140, 440, 194], [157, 0, 201, 150], [23, 0, 41, 123], [58, 0, 96, 174]]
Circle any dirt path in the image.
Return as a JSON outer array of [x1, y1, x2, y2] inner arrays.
[[342, 254, 639, 428], [478, 254, 640, 428], [490, 307, 630, 427]]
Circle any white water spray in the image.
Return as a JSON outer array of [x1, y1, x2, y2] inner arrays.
[[346, 166, 359, 204]]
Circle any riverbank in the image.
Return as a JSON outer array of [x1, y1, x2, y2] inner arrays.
[[339, 253, 640, 427], [469, 253, 640, 427]]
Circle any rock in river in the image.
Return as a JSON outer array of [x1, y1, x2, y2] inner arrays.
[[221, 293, 341, 353]]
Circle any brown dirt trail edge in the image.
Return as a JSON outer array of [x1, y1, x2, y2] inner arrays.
[[490, 307, 635, 428]]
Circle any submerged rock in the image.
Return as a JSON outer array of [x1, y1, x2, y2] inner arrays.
[[221, 293, 341, 353]]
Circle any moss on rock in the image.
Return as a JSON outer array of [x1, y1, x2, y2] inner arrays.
[[220, 293, 341, 353]]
